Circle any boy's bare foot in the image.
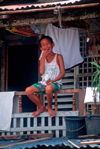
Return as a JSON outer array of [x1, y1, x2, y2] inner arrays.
[[48, 108, 56, 117], [32, 106, 47, 117]]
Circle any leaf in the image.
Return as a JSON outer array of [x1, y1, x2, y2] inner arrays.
[[91, 62, 100, 69], [92, 69, 98, 77], [92, 72, 99, 85]]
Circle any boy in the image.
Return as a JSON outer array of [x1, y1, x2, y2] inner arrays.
[[25, 35, 65, 117]]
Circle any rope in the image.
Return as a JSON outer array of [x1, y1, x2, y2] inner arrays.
[[66, 123, 86, 132]]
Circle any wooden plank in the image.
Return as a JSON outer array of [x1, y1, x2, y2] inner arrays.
[[56, 116, 59, 137], [0, 133, 53, 141], [56, 89, 79, 93], [68, 140, 80, 148], [52, 104, 72, 109], [15, 89, 79, 96], [15, 91, 26, 95], [79, 89, 86, 116], [81, 140, 100, 145], [11, 111, 78, 118], [0, 136, 53, 148], [10, 126, 66, 132], [45, 98, 72, 103], [48, 117, 52, 134], [62, 79, 74, 83], [41, 117, 45, 134], [62, 85, 75, 89], [78, 135, 100, 139], [64, 73, 74, 77]]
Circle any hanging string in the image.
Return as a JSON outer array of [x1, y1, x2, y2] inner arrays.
[[86, 17, 89, 38], [58, 7, 62, 28]]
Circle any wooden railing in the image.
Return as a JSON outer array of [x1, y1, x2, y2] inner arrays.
[[15, 89, 79, 113], [0, 111, 79, 137]]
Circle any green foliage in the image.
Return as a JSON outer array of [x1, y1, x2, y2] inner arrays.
[[91, 62, 100, 94]]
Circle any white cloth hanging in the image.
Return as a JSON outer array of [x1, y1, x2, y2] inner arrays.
[[84, 87, 100, 104], [40, 23, 84, 69], [0, 92, 15, 131]]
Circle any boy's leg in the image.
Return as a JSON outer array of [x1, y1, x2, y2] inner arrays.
[[25, 86, 47, 117], [45, 85, 56, 117]]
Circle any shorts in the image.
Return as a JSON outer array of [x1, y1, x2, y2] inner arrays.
[[32, 82, 62, 94]]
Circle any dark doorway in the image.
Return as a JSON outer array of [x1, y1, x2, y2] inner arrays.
[[8, 44, 38, 112]]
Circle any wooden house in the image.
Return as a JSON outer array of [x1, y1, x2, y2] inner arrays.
[[0, 0, 100, 138]]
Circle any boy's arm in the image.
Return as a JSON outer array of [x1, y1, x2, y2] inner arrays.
[[40, 50, 49, 74], [40, 56, 45, 75]]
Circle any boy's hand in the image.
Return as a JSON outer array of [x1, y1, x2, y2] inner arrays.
[[42, 50, 50, 59], [46, 79, 53, 85]]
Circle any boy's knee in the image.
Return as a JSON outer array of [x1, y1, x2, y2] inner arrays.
[[25, 87, 33, 95], [45, 86, 53, 94], [25, 87, 29, 95]]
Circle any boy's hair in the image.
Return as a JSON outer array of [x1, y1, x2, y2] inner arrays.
[[39, 35, 53, 47]]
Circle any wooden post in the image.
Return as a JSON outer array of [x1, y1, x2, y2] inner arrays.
[[55, 93, 58, 111], [72, 93, 76, 111], [6, 46, 8, 91], [19, 95, 22, 113], [1, 47, 5, 91]]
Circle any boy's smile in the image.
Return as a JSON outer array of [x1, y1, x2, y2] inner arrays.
[[40, 38, 54, 53]]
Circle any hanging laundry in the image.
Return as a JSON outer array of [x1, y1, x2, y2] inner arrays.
[[0, 92, 15, 131], [5, 25, 41, 37], [30, 24, 41, 35], [40, 23, 84, 69], [53, 20, 90, 30]]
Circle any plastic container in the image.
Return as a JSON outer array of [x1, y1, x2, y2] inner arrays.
[[85, 115, 100, 135], [64, 116, 86, 138]]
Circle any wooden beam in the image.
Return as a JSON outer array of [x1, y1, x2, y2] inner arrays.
[[0, 11, 100, 27]]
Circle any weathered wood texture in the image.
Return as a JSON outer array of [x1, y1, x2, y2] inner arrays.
[[0, 133, 53, 140], [0, 136, 53, 148], [78, 89, 86, 116], [81, 140, 100, 145], [0, 10, 100, 27], [0, 111, 79, 137], [15, 89, 79, 113], [68, 140, 80, 149]]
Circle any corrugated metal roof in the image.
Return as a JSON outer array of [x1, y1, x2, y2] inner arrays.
[[0, 137, 100, 149], [0, 0, 99, 11]]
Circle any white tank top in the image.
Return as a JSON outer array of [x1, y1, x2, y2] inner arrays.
[[40, 54, 62, 85]]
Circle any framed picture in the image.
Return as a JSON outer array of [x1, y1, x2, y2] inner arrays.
[[87, 33, 100, 57]]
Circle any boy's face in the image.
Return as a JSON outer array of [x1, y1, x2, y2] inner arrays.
[[40, 38, 54, 53]]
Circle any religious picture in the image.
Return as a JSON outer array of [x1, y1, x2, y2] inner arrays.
[[88, 34, 100, 56]]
